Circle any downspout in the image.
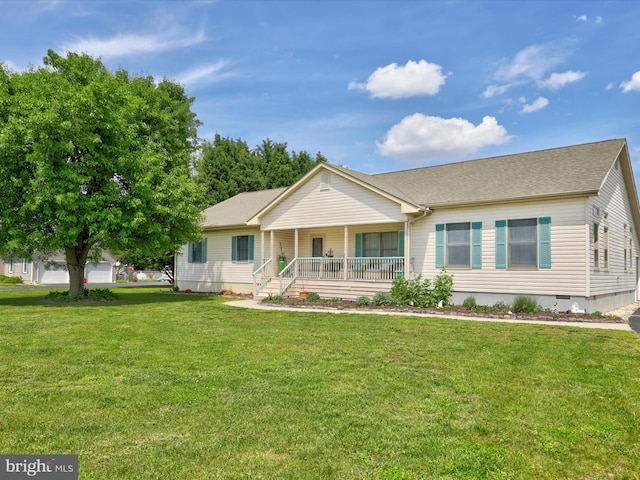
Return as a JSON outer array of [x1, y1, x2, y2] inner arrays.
[[406, 207, 431, 278]]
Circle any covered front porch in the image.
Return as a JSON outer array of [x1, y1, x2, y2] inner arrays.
[[252, 223, 413, 299]]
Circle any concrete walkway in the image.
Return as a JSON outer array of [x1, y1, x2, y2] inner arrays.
[[225, 299, 632, 331]]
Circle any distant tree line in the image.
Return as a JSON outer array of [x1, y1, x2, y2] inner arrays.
[[195, 134, 327, 206]]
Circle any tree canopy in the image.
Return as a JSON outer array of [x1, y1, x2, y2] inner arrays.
[[196, 134, 326, 205], [0, 50, 207, 295]]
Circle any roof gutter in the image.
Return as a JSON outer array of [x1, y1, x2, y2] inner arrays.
[[409, 206, 431, 224]]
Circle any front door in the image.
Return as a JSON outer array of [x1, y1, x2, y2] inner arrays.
[[312, 238, 323, 276], [312, 238, 323, 257]]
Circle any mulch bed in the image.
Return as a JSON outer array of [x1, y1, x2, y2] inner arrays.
[[259, 298, 626, 323]]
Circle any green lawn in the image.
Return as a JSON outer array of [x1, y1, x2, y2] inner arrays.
[[1, 287, 639, 479]]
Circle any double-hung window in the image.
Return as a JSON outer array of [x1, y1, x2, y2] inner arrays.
[[187, 239, 207, 263], [362, 232, 398, 257], [508, 219, 537, 267], [446, 223, 471, 268], [21, 258, 29, 274], [231, 235, 255, 263], [495, 217, 551, 269], [435, 222, 482, 269]]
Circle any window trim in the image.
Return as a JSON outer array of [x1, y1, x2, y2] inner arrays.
[[21, 258, 29, 274]]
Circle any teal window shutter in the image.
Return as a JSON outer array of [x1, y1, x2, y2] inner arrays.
[[248, 235, 255, 263], [398, 231, 405, 256], [495, 220, 507, 269], [355, 233, 362, 257], [202, 238, 208, 263], [187, 242, 193, 263], [471, 222, 482, 269], [435, 224, 445, 268], [538, 217, 551, 268], [231, 236, 237, 263]]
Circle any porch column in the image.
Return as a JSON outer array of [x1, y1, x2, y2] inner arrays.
[[261, 230, 265, 265], [344, 225, 349, 280], [294, 228, 299, 259], [270, 230, 276, 275], [405, 220, 411, 278]]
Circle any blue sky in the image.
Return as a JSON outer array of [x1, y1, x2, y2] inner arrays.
[[2, 0, 640, 179]]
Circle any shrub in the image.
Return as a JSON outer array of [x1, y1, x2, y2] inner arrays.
[[462, 296, 477, 310], [493, 301, 510, 311], [512, 295, 539, 314], [592, 311, 603, 317], [389, 269, 454, 308], [265, 294, 284, 303], [88, 288, 119, 300], [356, 296, 371, 306], [0, 275, 23, 284], [373, 291, 393, 306], [431, 269, 454, 307], [44, 288, 119, 302], [390, 275, 430, 307], [306, 292, 320, 302]]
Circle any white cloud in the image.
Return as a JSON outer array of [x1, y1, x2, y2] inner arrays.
[[576, 15, 587, 22], [481, 83, 515, 98], [175, 60, 232, 87], [348, 59, 447, 99], [621, 71, 640, 93], [537, 70, 586, 89], [61, 29, 206, 59], [595, 16, 603, 24], [520, 96, 549, 113], [495, 44, 567, 83], [376, 114, 511, 162]]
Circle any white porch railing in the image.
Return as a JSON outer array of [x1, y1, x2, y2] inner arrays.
[[297, 257, 406, 281], [252, 258, 273, 294], [279, 258, 297, 295], [255, 256, 408, 296]]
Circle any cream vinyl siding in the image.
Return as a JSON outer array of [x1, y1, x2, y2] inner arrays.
[[588, 159, 639, 296], [412, 198, 588, 296], [177, 227, 263, 288], [261, 171, 406, 230]]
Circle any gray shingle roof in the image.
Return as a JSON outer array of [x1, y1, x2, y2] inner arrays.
[[202, 187, 287, 228], [205, 139, 632, 227], [371, 138, 626, 208]]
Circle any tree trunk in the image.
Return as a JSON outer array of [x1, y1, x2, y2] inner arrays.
[[65, 243, 91, 297]]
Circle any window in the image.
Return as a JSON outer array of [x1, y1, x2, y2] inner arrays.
[[232, 235, 254, 263], [435, 222, 482, 269], [355, 231, 404, 257], [21, 258, 29, 274], [508, 219, 537, 267], [495, 217, 551, 269], [624, 236, 629, 271], [8, 259, 14, 274], [593, 224, 599, 268], [188, 240, 207, 263], [603, 227, 609, 269], [447, 223, 470, 267], [363, 232, 397, 257]]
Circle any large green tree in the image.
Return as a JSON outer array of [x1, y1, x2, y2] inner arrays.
[[197, 134, 326, 205], [0, 50, 206, 295]]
